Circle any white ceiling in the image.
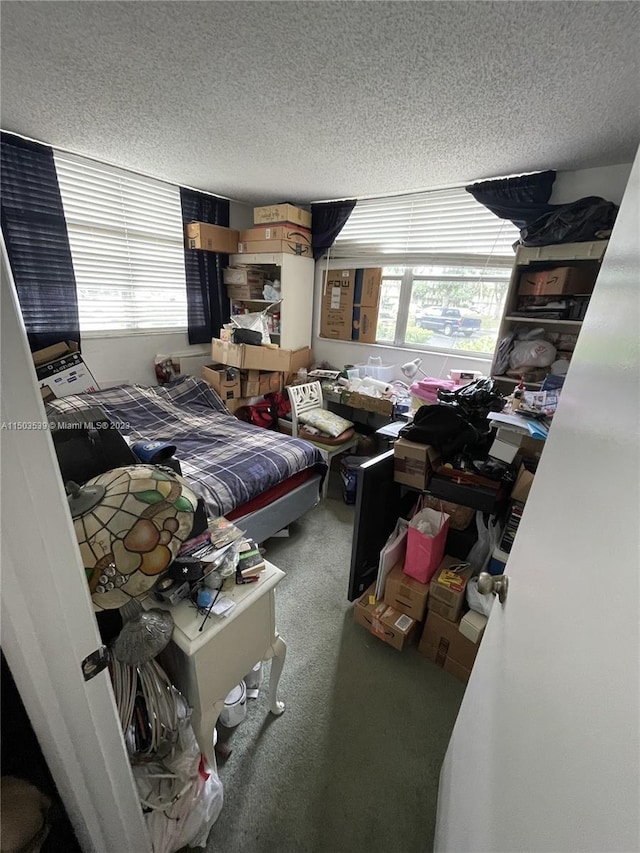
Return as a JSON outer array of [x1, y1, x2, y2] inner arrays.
[[1, 1, 639, 205]]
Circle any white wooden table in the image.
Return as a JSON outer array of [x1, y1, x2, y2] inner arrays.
[[148, 561, 286, 766]]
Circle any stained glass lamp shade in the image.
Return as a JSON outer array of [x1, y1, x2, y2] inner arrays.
[[68, 465, 197, 611]]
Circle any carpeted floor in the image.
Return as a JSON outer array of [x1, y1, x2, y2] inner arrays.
[[206, 473, 465, 853]]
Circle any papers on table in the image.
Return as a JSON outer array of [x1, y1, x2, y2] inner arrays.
[[374, 518, 409, 601], [487, 411, 549, 439]]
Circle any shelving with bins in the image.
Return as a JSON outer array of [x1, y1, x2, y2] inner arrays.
[[491, 240, 608, 391], [227, 252, 315, 351]]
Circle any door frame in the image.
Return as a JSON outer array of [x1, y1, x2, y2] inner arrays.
[[1, 236, 151, 853]]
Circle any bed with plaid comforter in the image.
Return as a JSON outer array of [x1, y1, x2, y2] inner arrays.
[[46, 377, 325, 517]]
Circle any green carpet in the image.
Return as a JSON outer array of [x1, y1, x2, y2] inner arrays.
[[207, 474, 465, 853]]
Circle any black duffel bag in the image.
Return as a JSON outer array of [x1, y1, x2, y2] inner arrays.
[[399, 405, 482, 457]]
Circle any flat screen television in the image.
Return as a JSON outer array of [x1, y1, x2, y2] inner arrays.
[[347, 450, 416, 600]]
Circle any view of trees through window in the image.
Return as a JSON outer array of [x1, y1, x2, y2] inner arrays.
[[376, 264, 510, 355]]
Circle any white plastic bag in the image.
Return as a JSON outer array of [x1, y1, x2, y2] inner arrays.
[[466, 577, 495, 617], [509, 339, 557, 370], [466, 512, 502, 575]]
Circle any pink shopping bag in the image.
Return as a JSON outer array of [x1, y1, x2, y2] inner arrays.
[[403, 498, 450, 584]]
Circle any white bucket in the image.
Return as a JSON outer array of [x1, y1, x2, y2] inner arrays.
[[219, 682, 247, 728]]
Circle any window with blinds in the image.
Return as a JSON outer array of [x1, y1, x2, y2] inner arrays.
[[54, 152, 188, 332], [333, 185, 519, 264], [329, 186, 520, 355]]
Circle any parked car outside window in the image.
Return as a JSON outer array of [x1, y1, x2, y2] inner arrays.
[[416, 307, 482, 337]]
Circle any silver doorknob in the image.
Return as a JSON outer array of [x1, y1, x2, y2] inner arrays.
[[477, 572, 509, 604]]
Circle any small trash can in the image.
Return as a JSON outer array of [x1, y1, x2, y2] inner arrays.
[[219, 682, 247, 728]]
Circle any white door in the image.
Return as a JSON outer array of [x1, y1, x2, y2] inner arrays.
[[0, 238, 151, 853], [434, 152, 640, 852]]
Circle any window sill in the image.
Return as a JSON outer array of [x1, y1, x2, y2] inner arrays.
[[81, 327, 188, 340]]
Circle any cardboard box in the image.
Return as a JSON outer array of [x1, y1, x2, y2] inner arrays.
[[353, 268, 382, 308], [240, 369, 281, 397], [253, 203, 312, 229], [185, 222, 239, 253], [489, 437, 519, 464], [418, 609, 481, 682], [351, 304, 378, 343], [201, 363, 242, 401], [353, 585, 417, 651], [223, 268, 266, 286], [31, 340, 79, 367], [459, 610, 488, 644], [35, 350, 99, 399], [237, 239, 313, 257], [239, 225, 312, 248], [511, 464, 535, 503], [320, 269, 356, 340], [384, 564, 429, 622], [429, 557, 473, 622], [226, 283, 266, 301], [339, 390, 394, 417], [210, 338, 312, 374], [393, 438, 441, 490], [210, 338, 246, 368], [517, 266, 596, 297]]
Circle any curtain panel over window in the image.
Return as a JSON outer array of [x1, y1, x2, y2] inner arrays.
[[311, 199, 357, 260], [0, 132, 80, 351], [180, 188, 230, 345], [465, 170, 557, 230]]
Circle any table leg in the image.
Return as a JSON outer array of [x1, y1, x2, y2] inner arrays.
[[192, 698, 224, 770], [267, 634, 286, 716]]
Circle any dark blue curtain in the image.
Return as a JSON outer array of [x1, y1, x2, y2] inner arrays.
[[180, 188, 230, 344], [311, 199, 357, 260], [1, 132, 80, 351], [465, 171, 556, 230]]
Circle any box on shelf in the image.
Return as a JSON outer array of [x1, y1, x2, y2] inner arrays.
[[237, 239, 313, 257], [223, 268, 266, 287], [239, 225, 312, 249], [429, 556, 473, 623], [201, 363, 242, 401], [517, 266, 596, 297], [418, 609, 481, 683], [353, 585, 417, 651], [226, 283, 266, 301], [253, 204, 312, 229], [35, 349, 99, 400], [393, 438, 441, 490], [353, 268, 382, 308], [241, 369, 282, 397], [383, 564, 429, 622], [185, 222, 239, 253], [320, 269, 356, 340], [487, 545, 509, 576]]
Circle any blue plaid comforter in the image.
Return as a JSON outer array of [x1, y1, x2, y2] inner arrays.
[[46, 377, 325, 517]]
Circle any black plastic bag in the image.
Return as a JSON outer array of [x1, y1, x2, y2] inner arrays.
[[437, 378, 505, 423], [399, 405, 482, 457], [519, 196, 618, 246]]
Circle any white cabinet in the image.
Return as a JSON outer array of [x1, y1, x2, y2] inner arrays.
[[227, 252, 315, 351], [490, 240, 608, 390]]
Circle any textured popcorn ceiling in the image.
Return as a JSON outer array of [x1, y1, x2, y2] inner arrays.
[[1, 1, 638, 204]]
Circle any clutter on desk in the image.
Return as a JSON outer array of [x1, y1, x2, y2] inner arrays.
[[393, 438, 441, 490]]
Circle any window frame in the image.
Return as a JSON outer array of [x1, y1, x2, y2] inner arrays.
[[54, 151, 189, 335]]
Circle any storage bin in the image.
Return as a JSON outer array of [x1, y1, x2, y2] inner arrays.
[[219, 682, 247, 728], [354, 362, 395, 383]]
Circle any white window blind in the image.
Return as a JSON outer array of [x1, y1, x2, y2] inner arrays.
[[54, 152, 188, 332], [333, 186, 520, 266]]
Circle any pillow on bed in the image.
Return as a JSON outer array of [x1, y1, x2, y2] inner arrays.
[[298, 407, 354, 438]]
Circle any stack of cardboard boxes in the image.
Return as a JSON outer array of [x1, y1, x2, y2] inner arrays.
[[237, 204, 313, 257], [202, 337, 312, 414], [320, 268, 382, 344], [185, 203, 313, 258], [353, 553, 487, 683]]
